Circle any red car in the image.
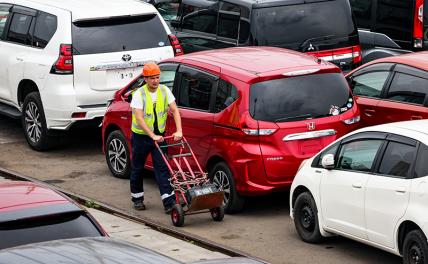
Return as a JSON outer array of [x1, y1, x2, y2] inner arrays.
[[0, 181, 107, 249], [346, 51, 428, 128], [102, 47, 360, 212]]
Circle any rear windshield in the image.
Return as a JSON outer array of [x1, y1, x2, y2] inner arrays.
[[249, 73, 353, 122], [0, 212, 102, 249], [72, 14, 170, 55], [252, 0, 356, 49]]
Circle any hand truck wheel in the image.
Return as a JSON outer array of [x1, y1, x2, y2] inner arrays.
[[210, 206, 225, 222], [171, 204, 185, 227]]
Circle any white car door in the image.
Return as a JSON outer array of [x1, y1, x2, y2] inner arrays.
[[0, 4, 13, 101], [320, 138, 384, 239], [365, 137, 416, 248]]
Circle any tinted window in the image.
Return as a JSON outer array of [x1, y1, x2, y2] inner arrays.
[[378, 141, 416, 177], [72, 14, 170, 55], [337, 140, 383, 172], [177, 67, 216, 111], [386, 73, 428, 105], [180, 37, 233, 53], [156, 1, 180, 21], [250, 73, 353, 122], [351, 71, 390, 98], [350, 0, 372, 29], [181, 4, 217, 34], [252, 1, 356, 48], [7, 13, 33, 45], [415, 144, 428, 178], [0, 4, 11, 38], [215, 79, 238, 112], [0, 213, 102, 249], [218, 2, 240, 39], [33, 11, 57, 48], [375, 0, 412, 42]]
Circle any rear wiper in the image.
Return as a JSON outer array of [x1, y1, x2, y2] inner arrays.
[[298, 35, 335, 51], [275, 114, 313, 122]]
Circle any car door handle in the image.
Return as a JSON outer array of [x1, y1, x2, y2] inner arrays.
[[395, 187, 406, 194], [364, 109, 375, 117], [352, 183, 362, 189], [411, 115, 423, 120]]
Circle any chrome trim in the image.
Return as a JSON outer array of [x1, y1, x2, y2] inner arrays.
[[283, 129, 336, 142], [90, 60, 157, 71]]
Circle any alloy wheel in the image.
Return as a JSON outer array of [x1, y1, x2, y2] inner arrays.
[[108, 138, 127, 173], [25, 102, 42, 143], [212, 170, 231, 206]]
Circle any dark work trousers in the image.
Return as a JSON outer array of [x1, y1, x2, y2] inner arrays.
[[130, 132, 175, 208]]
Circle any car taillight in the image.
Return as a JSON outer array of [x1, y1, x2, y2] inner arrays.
[[50, 44, 73, 74], [168, 34, 184, 56], [414, 0, 424, 48], [242, 128, 277, 136], [307, 45, 362, 65]]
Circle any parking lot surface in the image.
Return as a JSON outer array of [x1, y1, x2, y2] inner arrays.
[[0, 115, 402, 264]]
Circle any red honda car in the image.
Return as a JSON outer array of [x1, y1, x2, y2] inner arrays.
[[102, 47, 360, 212], [0, 181, 108, 249], [346, 51, 428, 128]]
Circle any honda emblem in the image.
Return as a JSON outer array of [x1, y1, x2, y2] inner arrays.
[[307, 122, 316, 131], [122, 54, 132, 62]]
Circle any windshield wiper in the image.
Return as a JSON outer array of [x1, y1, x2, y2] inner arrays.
[[298, 35, 335, 51], [274, 114, 313, 122]]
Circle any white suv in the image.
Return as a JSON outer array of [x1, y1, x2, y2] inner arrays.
[[0, 0, 181, 150], [290, 120, 428, 264]]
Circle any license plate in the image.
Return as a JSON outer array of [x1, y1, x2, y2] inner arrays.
[[106, 67, 141, 88]]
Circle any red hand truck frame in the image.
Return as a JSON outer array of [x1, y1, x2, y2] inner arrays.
[[155, 136, 225, 227]]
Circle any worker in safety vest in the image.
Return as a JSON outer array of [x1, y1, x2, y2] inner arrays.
[[130, 62, 182, 213]]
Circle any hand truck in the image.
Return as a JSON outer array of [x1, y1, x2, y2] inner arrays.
[[155, 136, 225, 227]]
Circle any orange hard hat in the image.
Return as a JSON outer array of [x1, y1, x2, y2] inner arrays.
[[142, 63, 160, 77]]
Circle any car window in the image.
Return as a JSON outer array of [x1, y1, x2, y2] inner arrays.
[[378, 141, 416, 178], [72, 14, 170, 55], [386, 73, 428, 105], [33, 11, 57, 48], [215, 79, 238, 113], [0, 212, 102, 249], [160, 70, 176, 91], [181, 4, 217, 34], [0, 4, 11, 39], [177, 66, 216, 111], [250, 73, 353, 122], [7, 12, 33, 45], [218, 2, 240, 40], [351, 71, 390, 98], [156, 1, 180, 21], [337, 140, 383, 172], [415, 143, 428, 178], [375, 0, 412, 42], [349, 0, 372, 29]]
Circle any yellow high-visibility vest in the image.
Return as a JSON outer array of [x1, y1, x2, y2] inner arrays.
[[131, 84, 168, 135]]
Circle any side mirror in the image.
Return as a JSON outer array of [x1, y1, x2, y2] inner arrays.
[[321, 154, 335, 170]]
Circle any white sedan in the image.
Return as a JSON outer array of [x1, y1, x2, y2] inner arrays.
[[290, 120, 428, 264]]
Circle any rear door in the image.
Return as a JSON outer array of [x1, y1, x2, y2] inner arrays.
[[375, 64, 428, 123], [347, 63, 395, 127], [168, 64, 217, 168], [0, 3, 12, 101], [72, 13, 174, 107]]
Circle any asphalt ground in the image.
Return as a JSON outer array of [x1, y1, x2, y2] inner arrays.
[[0, 115, 402, 264]]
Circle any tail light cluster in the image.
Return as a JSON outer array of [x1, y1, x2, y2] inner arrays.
[[168, 34, 184, 56], [414, 0, 424, 48], [50, 44, 73, 74], [307, 45, 362, 65]]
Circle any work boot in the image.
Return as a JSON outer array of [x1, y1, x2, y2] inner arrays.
[[133, 200, 146, 210]]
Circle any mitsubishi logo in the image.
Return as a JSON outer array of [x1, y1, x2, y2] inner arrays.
[[122, 54, 132, 62], [307, 122, 316, 131], [307, 43, 315, 51]]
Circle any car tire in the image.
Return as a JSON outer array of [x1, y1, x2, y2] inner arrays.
[[403, 230, 428, 264], [293, 192, 322, 243], [105, 130, 131, 179], [209, 162, 245, 214], [21, 92, 52, 151]]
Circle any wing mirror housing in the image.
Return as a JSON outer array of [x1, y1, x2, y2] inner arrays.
[[321, 154, 335, 170]]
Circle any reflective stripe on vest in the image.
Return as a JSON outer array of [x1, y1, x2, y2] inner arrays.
[[131, 84, 168, 135]]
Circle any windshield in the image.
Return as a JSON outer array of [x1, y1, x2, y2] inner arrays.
[[252, 0, 356, 49], [72, 14, 170, 55], [249, 73, 353, 122]]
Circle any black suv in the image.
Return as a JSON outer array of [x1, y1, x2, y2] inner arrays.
[[149, 0, 361, 71], [350, 0, 428, 63]]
